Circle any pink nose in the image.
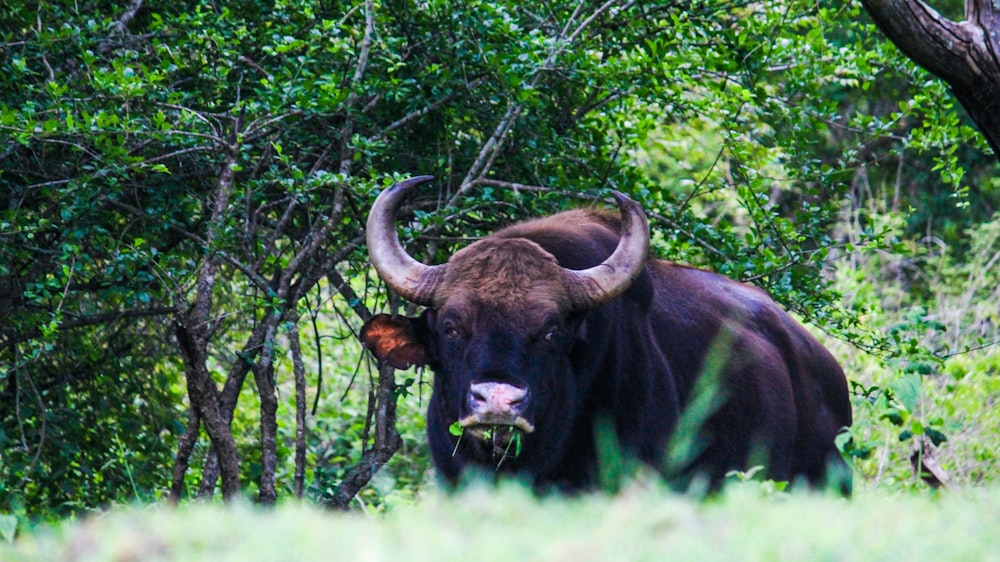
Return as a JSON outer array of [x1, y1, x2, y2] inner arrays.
[[468, 382, 528, 419]]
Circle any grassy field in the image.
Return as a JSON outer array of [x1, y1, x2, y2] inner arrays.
[[4, 480, 999, 562]]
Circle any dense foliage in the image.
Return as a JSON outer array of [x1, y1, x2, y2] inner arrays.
[[1, 0, 997, 524]]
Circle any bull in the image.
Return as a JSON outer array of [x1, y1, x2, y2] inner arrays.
[[360, 176, 852, 493]]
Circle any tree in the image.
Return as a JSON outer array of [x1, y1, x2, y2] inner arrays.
[[860, 0, 1000, 159]]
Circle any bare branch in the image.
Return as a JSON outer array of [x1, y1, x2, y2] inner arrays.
[[470, 178, 554, 194], [351, 0, 375, 87], [450, 0, 631, 206], [328, 270, 371, 322], [252, 196, 299, 272], [111, 0, 144, 35], [238, 54, 271, 80], [134, 146, 214, 167], [563, 0, 623, 49], [450, 103, 524, 206], [153, 103, 223, 140], [244, 110, 303, 141], [379, 77, 488, 137], [284, 208, 345, 291], [3, 307, 178, 346]]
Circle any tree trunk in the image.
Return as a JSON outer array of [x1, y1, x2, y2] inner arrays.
[[168, 406, 201, 504], [197, 325, 268, 497], [197, 445, 220, 498], [174, 321, 242, 501], [255, 370, 279, 505], [861, 0, 1000, 158], [171, 147, 243, 501]]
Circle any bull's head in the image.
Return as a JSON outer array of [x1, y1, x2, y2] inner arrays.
[[359, 176, 650, 474]]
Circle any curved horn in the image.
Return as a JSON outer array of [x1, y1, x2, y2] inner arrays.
[[366, 176, 445, 306], [564, 191, 650, 310]]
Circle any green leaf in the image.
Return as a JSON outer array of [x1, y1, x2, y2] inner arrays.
[[925, 428, 949, 447], [891, 374, 921, 412], [881, 407, 905, 426]]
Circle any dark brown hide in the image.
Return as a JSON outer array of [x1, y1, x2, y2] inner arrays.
[[361, 184, 851, 493]]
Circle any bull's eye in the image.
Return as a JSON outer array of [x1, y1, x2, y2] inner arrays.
[[442, 321, 464, 341], [543, 329, 559, 344]]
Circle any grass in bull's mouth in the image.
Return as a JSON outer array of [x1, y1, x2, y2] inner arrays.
[[493, 427, 523, 469], [449, 421, 523, 468]]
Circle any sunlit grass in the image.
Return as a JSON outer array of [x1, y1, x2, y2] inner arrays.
[[4, 480, 999, 562]]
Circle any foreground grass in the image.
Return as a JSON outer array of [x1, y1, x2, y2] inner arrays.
[[3, 482, 999, 562]]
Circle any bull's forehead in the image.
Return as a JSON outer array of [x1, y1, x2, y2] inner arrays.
[[435, 238, 571, 311]]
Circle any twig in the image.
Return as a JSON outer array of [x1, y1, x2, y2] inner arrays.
[[339, 0, 375, 176], [308, 286, 327, 416], [14, 370, 47, 490]]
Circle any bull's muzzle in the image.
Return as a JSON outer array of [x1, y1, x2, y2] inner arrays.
[[459, 382, 535, 434]]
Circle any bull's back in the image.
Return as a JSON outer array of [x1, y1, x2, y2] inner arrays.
[[645, 259, 851, 485]]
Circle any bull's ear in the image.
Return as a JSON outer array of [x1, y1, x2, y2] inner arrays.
[[360, 314, 429, 369]]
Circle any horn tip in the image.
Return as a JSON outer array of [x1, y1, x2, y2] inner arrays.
[[372, 175, 435, 211], [610, 191, 646, 224], [610, 190, 640, 211], [392, 175, 435, 191]]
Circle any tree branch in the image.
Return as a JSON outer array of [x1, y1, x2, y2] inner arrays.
[[250, 315, 281, 504], [861, 0, 970, 83], [168, 406, 201, 504], [288, 322, 308, 499], [861, 0, 1000, 156], [378, 77, 487, 138], [3, 306, 177, 346], [111, 0, 144, 35]]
